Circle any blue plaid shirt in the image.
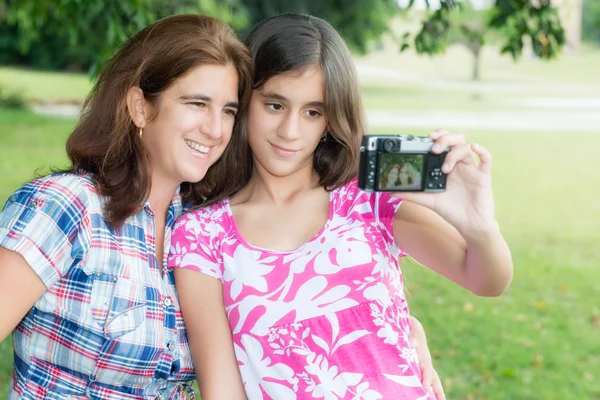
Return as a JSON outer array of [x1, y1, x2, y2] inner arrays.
[[0, 172, 195, 399]]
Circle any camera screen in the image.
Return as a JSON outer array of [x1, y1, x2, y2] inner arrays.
[[377, 153, 424, 191]]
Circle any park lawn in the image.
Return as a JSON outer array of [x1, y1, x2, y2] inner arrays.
[[0, 108, 599, 399], [0, 67, 93, 103]]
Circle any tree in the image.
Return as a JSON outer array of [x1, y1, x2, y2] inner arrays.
[[582, 0, 600, 43], [400, 0, 566, 79], [4, 0, 249, 75], [237, 0, 399, 54], [447, 2, 491, 81]]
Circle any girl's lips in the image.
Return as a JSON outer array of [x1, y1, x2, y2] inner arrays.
[[270, 143, 298, 157]]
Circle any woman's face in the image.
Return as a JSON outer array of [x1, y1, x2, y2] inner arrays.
[[246, 66, 328, 179], [142, 64, 240, 189], [387, 166, 399, 187], [398, 164, 410, 185]]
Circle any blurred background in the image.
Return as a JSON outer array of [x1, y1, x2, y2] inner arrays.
[[0, 0, 598, 398]]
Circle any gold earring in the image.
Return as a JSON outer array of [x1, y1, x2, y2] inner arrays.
[[138, 127, 143, 139], [320, 132, 328, 143]]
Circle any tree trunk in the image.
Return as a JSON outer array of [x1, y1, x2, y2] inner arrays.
[[472, 46, 481, 81]]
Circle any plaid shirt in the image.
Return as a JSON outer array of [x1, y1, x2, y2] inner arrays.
[[0, 172, 195, 400]]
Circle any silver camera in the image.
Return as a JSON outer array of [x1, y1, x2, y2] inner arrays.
[[358, 134, 448, 192]]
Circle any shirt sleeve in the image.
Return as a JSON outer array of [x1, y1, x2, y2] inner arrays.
[[370, 191, 404, 254], [167, 210, 224, 282], [0, 174, 91, 289]]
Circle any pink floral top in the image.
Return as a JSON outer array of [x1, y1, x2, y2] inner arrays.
[[168, 179, 436, 400]]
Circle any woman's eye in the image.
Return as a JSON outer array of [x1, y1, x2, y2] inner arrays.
[[224, 109, 237, 116], [190, 102, 206, 108], [267, 103, 283, 111], [306, 110, 322, 117]]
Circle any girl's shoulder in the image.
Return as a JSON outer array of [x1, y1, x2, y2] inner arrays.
[[331, 177, 402, 218], [173, 198, 231, 231]]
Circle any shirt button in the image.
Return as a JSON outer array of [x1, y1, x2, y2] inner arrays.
[[163, 298, 172, 307], [167, 342, 175, 352]]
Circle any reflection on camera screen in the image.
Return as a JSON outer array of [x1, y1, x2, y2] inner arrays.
[[378, 153, 424, 191]]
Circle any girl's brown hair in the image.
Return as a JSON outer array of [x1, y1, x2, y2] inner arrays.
[[201, 13, 366, 206], [62, 14, 253, 225]]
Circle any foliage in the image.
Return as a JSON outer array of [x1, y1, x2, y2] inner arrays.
[[3, 0, 249, 75], [0, 82, 26, 109], [400, 0, 566, 61], [3, 0, 568, 78], [237, 0, 399, 54]]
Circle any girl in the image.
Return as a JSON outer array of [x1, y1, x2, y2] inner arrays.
[[171, 12, 513, 400], [0, 14, 253, 399], [170, 12, 512, 400]]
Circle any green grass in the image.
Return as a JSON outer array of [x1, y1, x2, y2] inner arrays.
[[0, 67, 92, 102]]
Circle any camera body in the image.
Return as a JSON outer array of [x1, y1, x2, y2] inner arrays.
[[358, 134, 448, 192]]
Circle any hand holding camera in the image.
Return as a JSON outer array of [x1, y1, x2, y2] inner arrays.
[[359, 129, 498, 238]]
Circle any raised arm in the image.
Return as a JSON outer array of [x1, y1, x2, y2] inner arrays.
[[392, 130, 513, 296], [0, 247, 47, 341], [174, 268, 246, 400]]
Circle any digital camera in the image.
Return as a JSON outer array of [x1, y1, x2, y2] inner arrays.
[[358, 134, 448, 192]]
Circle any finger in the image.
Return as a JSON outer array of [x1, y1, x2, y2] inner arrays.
[[431, 132, 466, 154], [432, 371, 447, 400], [419, 357, 433, 392], [441, 143, 476, 173], [472, 143, 492, 174], [429, 129, 451, 140]]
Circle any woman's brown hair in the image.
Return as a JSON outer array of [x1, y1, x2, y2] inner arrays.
[[201, 13, 366, 206], [62, 14, 253, 225]]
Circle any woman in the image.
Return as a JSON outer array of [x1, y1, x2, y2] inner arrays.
[[170, 13, 512, 400], [0, 14, 253, 399]]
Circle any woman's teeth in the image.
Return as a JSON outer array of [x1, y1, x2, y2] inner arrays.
[[185, 140, 210, 154]]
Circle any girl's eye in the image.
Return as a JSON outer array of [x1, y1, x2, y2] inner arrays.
[[190, 102, 206, 108], [224, 109, 237, 116], [306, 110, 322, 117], [267, 103, 284, 111]]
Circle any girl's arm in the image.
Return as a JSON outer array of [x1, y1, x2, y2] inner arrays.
[[0, 247, 47, 341], [392, 130, 513, 296], [174, 268, 246, 400], [393, 201, 512, 296]]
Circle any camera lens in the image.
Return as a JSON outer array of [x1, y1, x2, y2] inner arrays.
[[383, 139, 399, 152]]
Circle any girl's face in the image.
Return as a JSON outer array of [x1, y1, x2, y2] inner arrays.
[[142, 64, 239, 189], [398, 165, 410, 185], [387, 166, 399, 186], [247, 66, 327, 179]]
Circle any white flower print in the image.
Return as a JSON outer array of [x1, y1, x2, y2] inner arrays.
[[236, 334, 297, 399], [353, 382, 384, 400], [305, 353, 363, 399], [400, 347, 418, 363], [377, 323, 399, 345], [363, 283, 392, 307], [232, 276, 358, 334], [223, 245, 276, 300]]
